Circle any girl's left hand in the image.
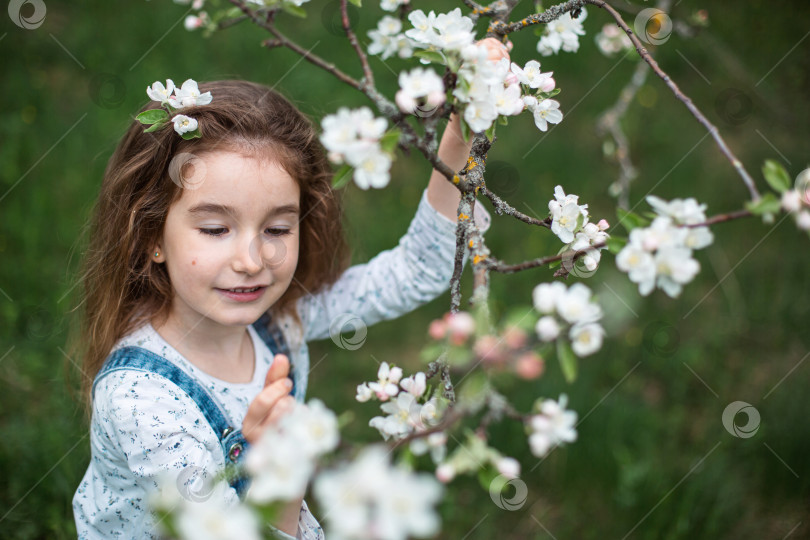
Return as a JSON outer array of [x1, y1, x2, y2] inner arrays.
[[477, 37, 512, 64]]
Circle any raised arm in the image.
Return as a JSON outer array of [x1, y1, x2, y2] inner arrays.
[[427, 38, 511, 221]]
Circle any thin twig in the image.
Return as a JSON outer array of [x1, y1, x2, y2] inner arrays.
[[584, 0, 761, 202], [340, 0, 374, 87]]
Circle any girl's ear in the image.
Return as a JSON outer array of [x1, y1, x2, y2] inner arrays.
[[151, 242, 166, 263]]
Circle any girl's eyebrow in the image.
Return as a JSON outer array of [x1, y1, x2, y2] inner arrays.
[[187, 202, 300, 217]]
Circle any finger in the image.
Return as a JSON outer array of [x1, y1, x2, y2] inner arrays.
[[243, 378, 294, 442], [263, 354, 290, 388], [262, 396, 297, 427]]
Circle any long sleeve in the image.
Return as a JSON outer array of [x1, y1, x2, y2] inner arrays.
[[298, 187, 492, 343], [73, 370, 236, 539]]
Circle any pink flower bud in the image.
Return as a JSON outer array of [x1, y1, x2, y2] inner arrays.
[[436, 463, 456, 483], [538, 76, 556, 93], [502, 325, 528, 350], [474, 335, 507, 366], [597, 219, 610, 230], [515, 352, 545, 380], [428, 319, 447, 340], [445, 312, 475, 344]]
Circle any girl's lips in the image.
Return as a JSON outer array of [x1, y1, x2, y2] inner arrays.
[[216, 286, 267, 302]]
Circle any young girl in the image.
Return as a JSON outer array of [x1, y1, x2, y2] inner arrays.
[[72, 48, 501, 538]]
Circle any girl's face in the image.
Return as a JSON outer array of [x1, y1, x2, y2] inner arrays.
[[154, 150, 301, 332]]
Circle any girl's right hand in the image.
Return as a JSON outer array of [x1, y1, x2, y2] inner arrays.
[[242, 354, 295, 444]]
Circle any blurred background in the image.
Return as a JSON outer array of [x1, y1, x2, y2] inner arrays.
[[2, 0, 809, 538]]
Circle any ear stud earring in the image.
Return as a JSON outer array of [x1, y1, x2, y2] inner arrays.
[[154, 251, 160, 258]]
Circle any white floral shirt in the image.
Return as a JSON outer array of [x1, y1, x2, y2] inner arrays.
[[73, 187, 491, 539]]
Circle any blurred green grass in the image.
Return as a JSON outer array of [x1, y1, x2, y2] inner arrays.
[[2, 0, 809, 538]]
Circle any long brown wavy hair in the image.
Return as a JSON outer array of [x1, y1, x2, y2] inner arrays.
[[72, 80, 350, 403]]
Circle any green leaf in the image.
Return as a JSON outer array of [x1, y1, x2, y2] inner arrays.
[[136, 109, 169, 125], [548, 259, 562, 269], [331, 164, 353, 189], [538, 88, 561, 99], [606, 236, 628, 254], [498, 115, 509, 126], [485, 123, 496, 142], [379, 129, 401, 153], [348, 0, 362, 6], [744, 192, 781, 216], [419, 343, 445, 364], [413, 49, 446, 65], [459, 115, 471, 143], [143, 121, 168, 133], [477, 465, 500, 491], [457, 371, 489, 411], [557, 339, 578, 383], [180, 128, 201, 140], [616, 207, 650, 233], [281, 2, 307, 18], [762, 159, 792, 193]]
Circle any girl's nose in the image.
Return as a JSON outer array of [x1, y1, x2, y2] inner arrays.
[[231, 234, 263, 275]]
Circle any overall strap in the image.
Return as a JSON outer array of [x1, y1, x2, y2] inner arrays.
[[251, 312, 297, 397], [93, 346, 251, 498]]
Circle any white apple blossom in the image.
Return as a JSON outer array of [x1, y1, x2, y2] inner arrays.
[[396, 68, 445, 114], [617, 196, 714, 297], [314, 445, 443, 540], [510, 60, 555, 91], [320, 107, 393, 190], [533, 281, 567, 314], [653, 246, 701, 298], [368, 16, 414, 60], [168, 79, 212, 108], [353, 150, 392, 190], [400, 372, 427, 397], [172, 482, 262, 540], [366, 361, 403, 401], [405, 9, 438, 46], [410, 431, 447, 464], [380, 0, 407, 11], [356, 382, 373, 402], [555, 283, 602, 325], [616, 243, 656, 295], [646, 195, 708, 225], [528, 394, 578, 457], [535, 315, 560, 342], [532, 99, 564, 132], [595, 23, 633, 56], [171, 114, 198, 135], [548, 185, 589, 243], [406, 8, 474, 52], [463, 100, 498, 133], [245, 399, 339, 503], [146, 79, 175, 105], [491, 84, 525, 116], [569, 322, 604, 357], [537, 9, 587, 56]]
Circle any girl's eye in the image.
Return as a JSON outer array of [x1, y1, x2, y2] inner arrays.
[[266, 228, 292, 237], [199, 227, 228, 237]]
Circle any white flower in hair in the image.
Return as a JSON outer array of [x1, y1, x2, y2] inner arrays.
[[146, 79, 175, 106], [172, 114, 198, 135], [169, 79, 213, 108]]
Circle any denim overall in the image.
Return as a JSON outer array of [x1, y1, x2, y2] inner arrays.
[[92, 312, 293, 499]]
